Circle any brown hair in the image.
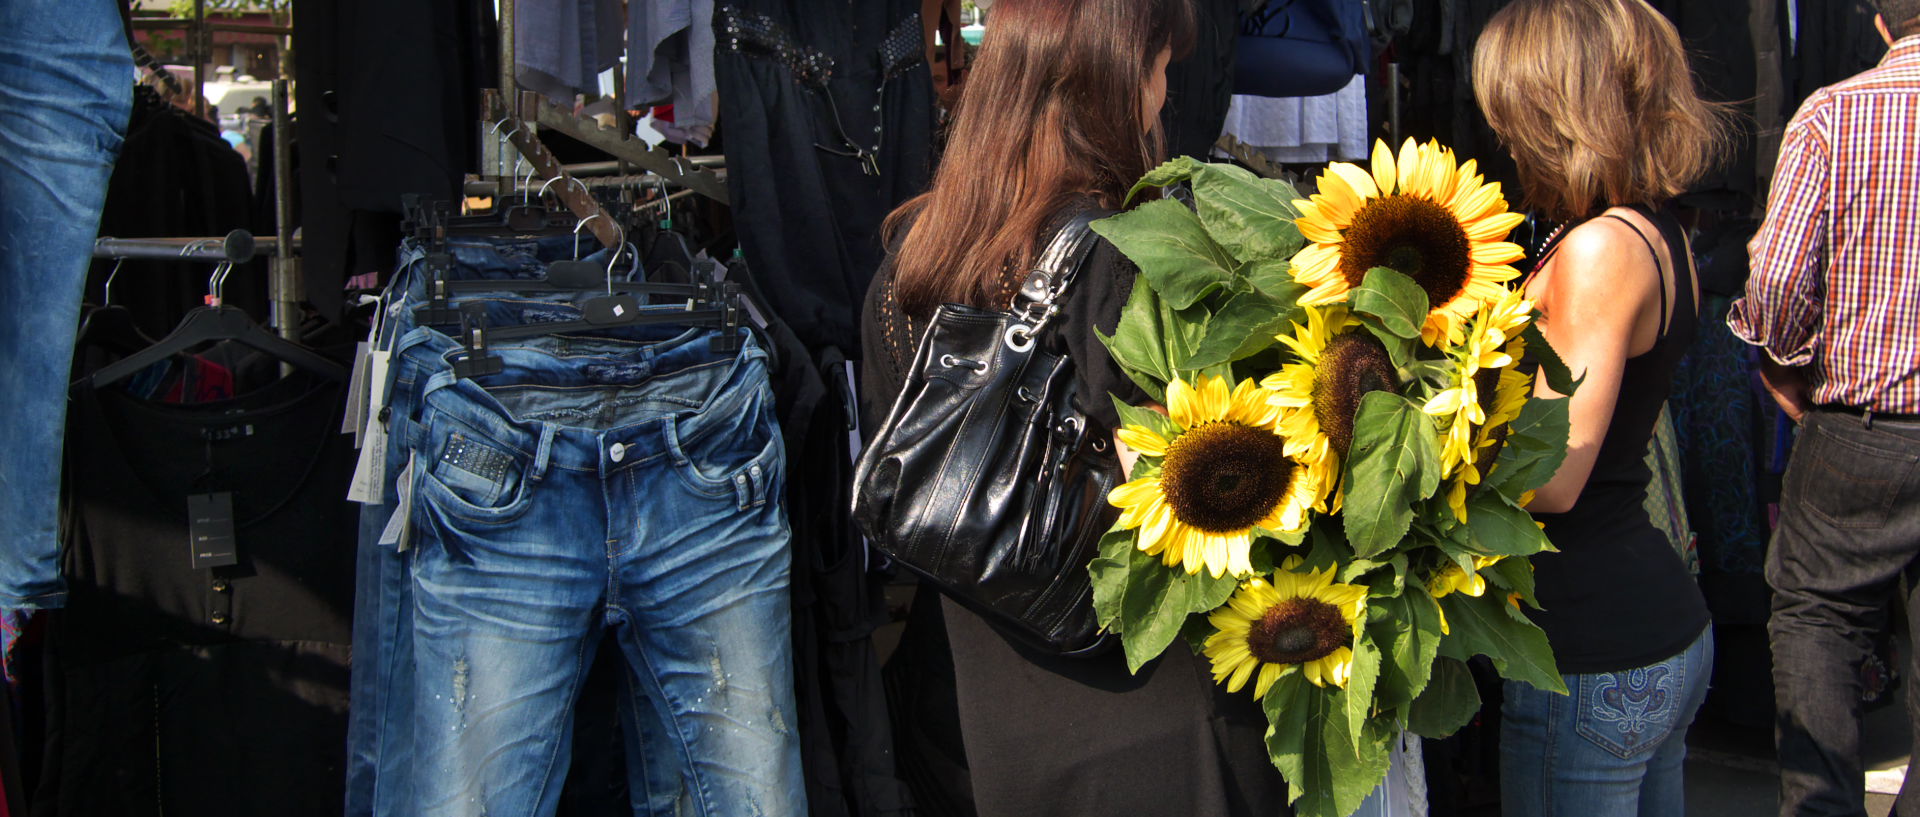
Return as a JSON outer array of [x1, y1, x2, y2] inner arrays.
[[1471, 0, 1732, 221], [884, 0, 1195, 315], [1875, 0, 1920, 38]]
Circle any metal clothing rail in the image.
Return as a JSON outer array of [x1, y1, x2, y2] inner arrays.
[[93, 231, 295, 264]]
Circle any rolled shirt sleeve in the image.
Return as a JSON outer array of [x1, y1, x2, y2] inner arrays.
[[1729, 92, 1832, 367]]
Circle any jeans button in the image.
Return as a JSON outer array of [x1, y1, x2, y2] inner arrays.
[[609, 442, 627, 463]]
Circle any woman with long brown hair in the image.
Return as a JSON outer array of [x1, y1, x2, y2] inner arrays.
[[1472, 0, 1729, 813], [858, 0, 1290, 813]]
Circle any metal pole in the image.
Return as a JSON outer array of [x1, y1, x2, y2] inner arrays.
[[270, 78, 301, 341], [500, 0, 517, 106], [192, 0, 207, 118], [1387, 62, 1403, 147]]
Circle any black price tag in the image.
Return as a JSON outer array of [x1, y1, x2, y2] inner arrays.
[[187, 492, 239, 569]]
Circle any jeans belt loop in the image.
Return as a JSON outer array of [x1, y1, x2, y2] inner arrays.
[[1864, 408, 1875, 431], [531, 424, 556, 482]]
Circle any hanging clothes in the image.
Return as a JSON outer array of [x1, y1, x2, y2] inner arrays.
[[88, 87, 255, 338], [516, 0, 625, 102], [713, 0, 937, 354], [38, 372, 356, 816], [1218, 73, 1370, 164], [1160, 0, 1241, 160], [629, 0, 719, 146]]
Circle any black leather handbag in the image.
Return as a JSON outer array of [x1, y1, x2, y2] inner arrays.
[[852, 210, 1120, 656]]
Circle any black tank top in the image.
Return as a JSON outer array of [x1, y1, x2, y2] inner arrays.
[[1525, 204, 1710, 674]]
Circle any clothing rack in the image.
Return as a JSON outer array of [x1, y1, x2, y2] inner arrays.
[[489, 2, 732, 208], [92, 230, 294, 264]]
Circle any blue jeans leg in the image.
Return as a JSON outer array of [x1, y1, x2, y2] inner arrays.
[[1502, 626, 1715, 817], [0, 0, 131, 610]]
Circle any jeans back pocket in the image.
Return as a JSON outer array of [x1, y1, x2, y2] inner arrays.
[[1574, 659, 1686, 760]]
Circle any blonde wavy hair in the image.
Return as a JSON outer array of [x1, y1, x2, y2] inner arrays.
[[1472, 0, 1733, 221]]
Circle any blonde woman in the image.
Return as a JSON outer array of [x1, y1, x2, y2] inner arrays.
[[1472, 0, 1730, 813]]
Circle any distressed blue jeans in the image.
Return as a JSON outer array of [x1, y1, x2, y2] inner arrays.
[[347, 236, 647, 816], [397, 328, 802, 817], [0, 0, 131, 609], [1501, 626, 1714, 817]]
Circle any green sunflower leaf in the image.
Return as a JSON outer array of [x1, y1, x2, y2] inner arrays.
[[1192, 163, 1306, 264], [1163, 299, 1213, 377], [1357, 315, 1421, 373], [1180, 613, 1218, 655], [1342, 392, 1444, 559], [1351, 267, 1430, 341], [1124, 155, 1206, 205], [1240, 258, 1310, 305], [1481, 394, 1572, 499], [1111, 397, 1179, 442], [1096, 272, 1171, 391], [1370, 590, 1445, 710], [1187, 290, 1293, 369], [1092, 198, 1236, 310], [1483, 555, 1539, 609], [1267, 676, 1394, 817], [1115, 542, 1241, 674], [1088, 526, 1138, 632], [1342, 638, 1384, 750], [1521, 320, 1581, 396], [1408, 657, 1482, 738], [1465, 491, 1554, 557], [1437, 593, 1566, 694]]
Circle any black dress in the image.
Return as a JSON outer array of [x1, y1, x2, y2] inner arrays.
[[857, 214, 1291, 817]]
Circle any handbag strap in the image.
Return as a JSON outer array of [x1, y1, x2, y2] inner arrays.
[[1004, 208, 1111, 353]]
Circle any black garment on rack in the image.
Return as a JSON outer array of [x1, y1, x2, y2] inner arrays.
[[1160, 0, 1241, 161], [34, 372, 355, 816], [714, 0, 936, 354], [88, 87, 256, 338], [293, 0, 496, 315]]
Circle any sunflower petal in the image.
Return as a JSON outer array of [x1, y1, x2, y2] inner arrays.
[[1370, 139, 1397, 195], [1327, 161, 1380, 203], [1166, 378, 1198, 428], [1116, 426, 1169, 457], [1470, 241, 1526, 265], [1395, 138, 1421, 196]]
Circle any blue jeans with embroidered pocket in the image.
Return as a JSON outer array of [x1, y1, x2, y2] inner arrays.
[[399, 328, 801, 817], [1500, 625, 1714, 817]]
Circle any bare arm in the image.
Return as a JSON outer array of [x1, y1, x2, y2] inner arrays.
[[1524, 219, 1661, 514]]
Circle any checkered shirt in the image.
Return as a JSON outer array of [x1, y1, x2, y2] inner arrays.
[[1730, 35, 1920, 413]]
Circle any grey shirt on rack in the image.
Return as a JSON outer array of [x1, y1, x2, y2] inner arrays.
[[516, 0, 624, 102], [629, 0, 718, 144]]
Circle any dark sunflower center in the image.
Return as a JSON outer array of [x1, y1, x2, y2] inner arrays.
[[1246, 596, 1350, 665], [1337, 194, 1473, 311], [1312, 333, 1399, 456], [1160, 422, 1293, 534]]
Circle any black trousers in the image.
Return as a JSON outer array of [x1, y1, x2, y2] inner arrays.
[[1769, 408, 1920, 817]]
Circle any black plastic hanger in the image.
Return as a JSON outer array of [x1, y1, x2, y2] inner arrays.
[[77, 262, 347, 390], [74, 259, 154, 357]]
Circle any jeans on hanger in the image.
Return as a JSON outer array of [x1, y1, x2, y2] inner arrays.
[[347, 235, 629, 817], [0, 0, 131, 610], [1500, 627, 1714, 817], [397, 328, 800, 817]]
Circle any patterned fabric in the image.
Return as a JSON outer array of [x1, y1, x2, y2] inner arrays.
[[1730, 35, 1920, 413], [1673, 295, 1770, 576], [1642, 404, 1697, 573]]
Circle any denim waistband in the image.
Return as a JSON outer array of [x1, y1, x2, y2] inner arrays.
[[401, 327, 770, 480]]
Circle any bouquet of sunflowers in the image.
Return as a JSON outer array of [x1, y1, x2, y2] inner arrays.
[[1090, 141, 1578, 817]]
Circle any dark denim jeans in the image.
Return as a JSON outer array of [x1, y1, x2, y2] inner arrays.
[[399, 329, 800, 816], [1770, 408, 1920, 817], [0, 0, 131, 609]]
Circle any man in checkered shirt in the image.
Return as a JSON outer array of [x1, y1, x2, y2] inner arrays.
[[1730, 1, 1920, 813]]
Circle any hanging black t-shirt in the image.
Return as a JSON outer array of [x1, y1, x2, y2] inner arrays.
[[38, 373, 355, 816]]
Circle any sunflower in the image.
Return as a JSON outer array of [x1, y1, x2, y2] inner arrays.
[[1109, 376, 1318, 579], [1204, 561, 1369, 697], [1426, 554, 1505, 635], [1262, 305, 1399, 512], [1289, 138, 1527, 347], [1443, 346, 1533, 521], [1424, 287, 1535, 485]]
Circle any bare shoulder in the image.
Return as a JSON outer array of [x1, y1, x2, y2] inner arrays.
[[1531, 210, 1659, 315]]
